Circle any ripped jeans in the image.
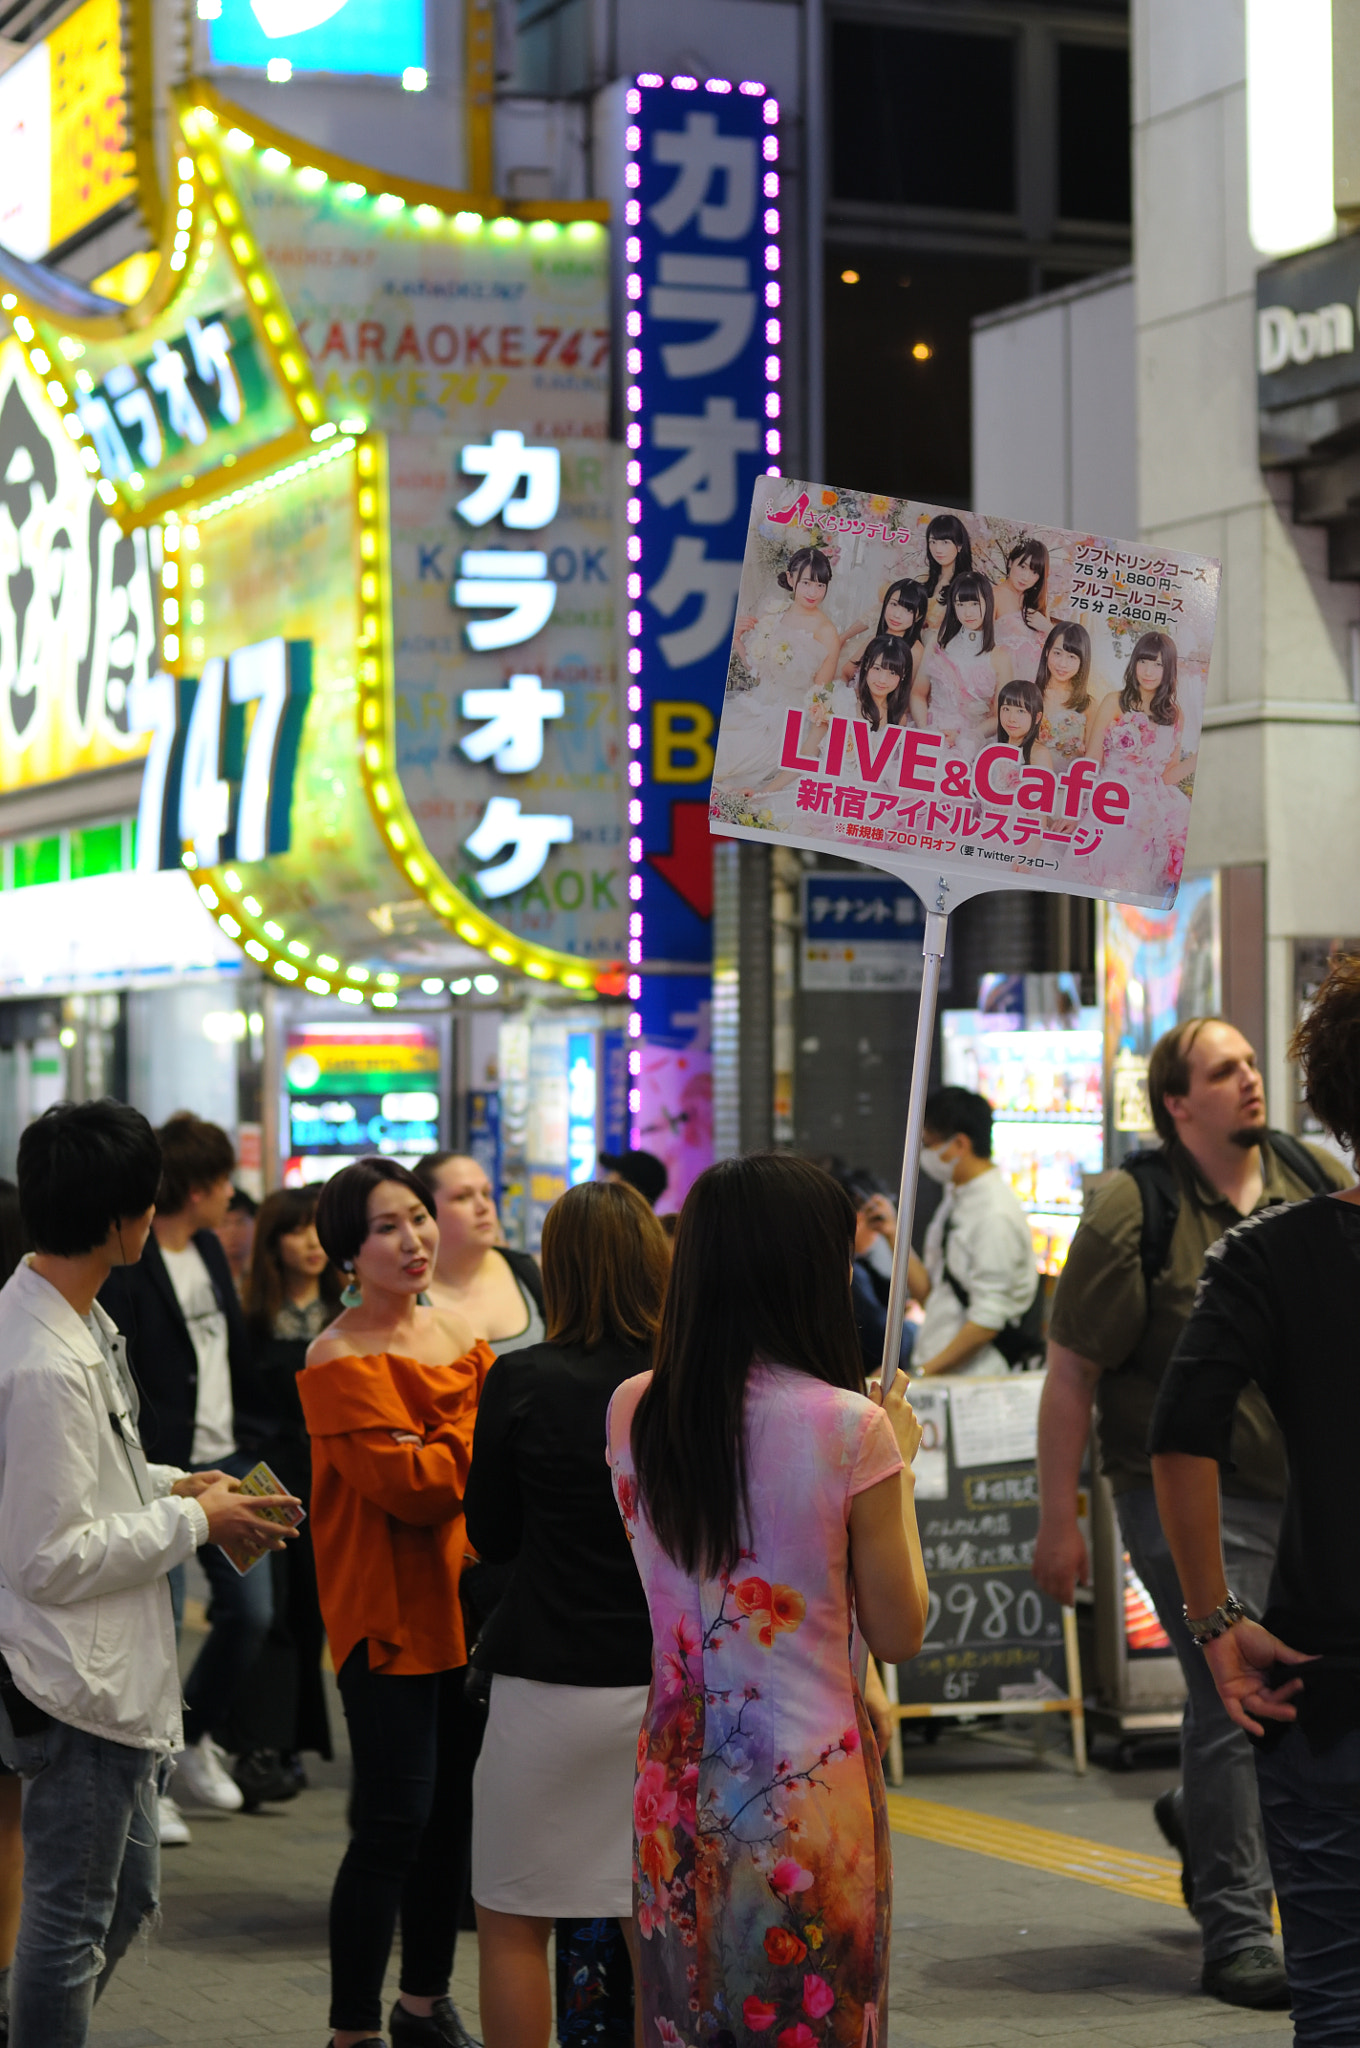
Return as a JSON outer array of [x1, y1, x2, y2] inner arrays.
[[0, 1696, 160, 2048]]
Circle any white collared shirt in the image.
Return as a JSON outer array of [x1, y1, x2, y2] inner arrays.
[[916, 1166, 1037, 1379]]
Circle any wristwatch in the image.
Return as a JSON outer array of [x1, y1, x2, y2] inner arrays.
[[1183, 1591, 1246, 1646]]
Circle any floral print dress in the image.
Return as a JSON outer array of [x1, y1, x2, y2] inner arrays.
[[607, 1365, 904, 2048]]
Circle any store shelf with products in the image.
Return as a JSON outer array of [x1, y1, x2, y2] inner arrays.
[[942, 1003, 1103, 1277]]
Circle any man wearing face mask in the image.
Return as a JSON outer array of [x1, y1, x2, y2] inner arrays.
[[907, 1087, 1037, 1378]]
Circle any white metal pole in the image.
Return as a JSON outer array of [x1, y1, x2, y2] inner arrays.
[[879, 909, 949, 1394]]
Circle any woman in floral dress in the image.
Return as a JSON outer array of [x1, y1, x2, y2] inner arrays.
[[1085, 630, 1195, 901], [608, 1156, 927, 2048]]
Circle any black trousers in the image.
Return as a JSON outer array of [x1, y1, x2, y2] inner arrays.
[[329, 1646, 479, 2033]]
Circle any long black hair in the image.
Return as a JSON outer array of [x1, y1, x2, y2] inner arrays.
[[996, 678, 1045, 762], [937, 570, 995, 653], [855, 634, 912, 731], [630, 1155, 862, 1578], [924, 512, 972, 598], [875, 577, 927, 650], [1005, 538, 1049, 622], [1120, 629, 1178, 725], [1035, 620, 1092, 712], [778, 545, 832, 598]]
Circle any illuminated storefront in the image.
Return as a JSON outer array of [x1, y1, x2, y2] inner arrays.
[[0, 20, 626, 1216]]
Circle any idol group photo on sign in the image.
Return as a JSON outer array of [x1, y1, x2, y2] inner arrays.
[[709, 480, 1220, 910]]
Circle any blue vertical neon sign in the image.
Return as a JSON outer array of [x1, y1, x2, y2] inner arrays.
[[622, 73, 781, 1138]]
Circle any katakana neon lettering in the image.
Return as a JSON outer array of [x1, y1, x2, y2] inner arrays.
[[647, 535, 742, 667], [146, 341, 208, 446], [456, 429, 560, 530], [103, 365, 162, 468], [453, 551, 557, 652], [648, 396, 760, 526], [648, 254, 757, 379], [649, 112, 757, 240], [465, 795, 573, 896], [458, 672, 565, 773], [184, 316, 243, 423]]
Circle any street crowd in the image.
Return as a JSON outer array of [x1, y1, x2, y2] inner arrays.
[[0, 957, 1359, 2047]]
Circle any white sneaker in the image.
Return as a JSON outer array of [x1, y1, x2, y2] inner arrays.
[[157, 1793, 192, 1846], [172, 1735, 244, 1811]]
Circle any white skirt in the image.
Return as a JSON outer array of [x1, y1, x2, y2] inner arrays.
[[471, 1674, 649, 1918]]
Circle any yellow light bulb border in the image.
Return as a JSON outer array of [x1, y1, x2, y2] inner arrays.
[[0, 84, 612, 1000]]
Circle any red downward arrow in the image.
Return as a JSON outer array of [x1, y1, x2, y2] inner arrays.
[[647, 800, 714, 920]]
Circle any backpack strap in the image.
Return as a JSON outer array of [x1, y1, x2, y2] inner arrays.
[[1118, 1147, 1182, 1290], [1265, 1128, 1335, 1196], [939, 1213, 969, 1310]]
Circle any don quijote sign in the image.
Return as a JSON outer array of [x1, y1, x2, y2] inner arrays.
[[1258, 297, 1355, 374], [1256, 231, 1360, 417]]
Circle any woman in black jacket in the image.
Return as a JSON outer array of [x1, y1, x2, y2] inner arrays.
[[464, 1179, 670, 2048], [225, 1187, 342, 1804]]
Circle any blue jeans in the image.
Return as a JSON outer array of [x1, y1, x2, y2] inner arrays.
[[1256, 1725, 1360, 2044], [0, 1696, 160, 2048], [1116, 1485, 1281, 1961], [168, 1452, 273, 1746]]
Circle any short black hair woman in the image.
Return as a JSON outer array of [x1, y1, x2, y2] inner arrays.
[[301, 1158, 489, 2048], [608, 1154, 928, 2048], [464, 1178, 671, 2047]]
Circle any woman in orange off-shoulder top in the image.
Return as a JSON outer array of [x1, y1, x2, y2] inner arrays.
[[301, 1158, 490, 2048]]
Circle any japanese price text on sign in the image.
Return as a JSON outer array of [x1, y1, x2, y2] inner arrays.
[[708, 475, 1221, 915]]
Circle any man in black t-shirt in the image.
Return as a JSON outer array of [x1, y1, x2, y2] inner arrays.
[[1151, 955, 1360, 2041]]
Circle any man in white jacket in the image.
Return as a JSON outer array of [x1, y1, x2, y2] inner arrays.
[[0, 1099, 297, 2048]]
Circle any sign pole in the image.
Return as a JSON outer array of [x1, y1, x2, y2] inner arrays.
[[879, 908, 949, 1397]]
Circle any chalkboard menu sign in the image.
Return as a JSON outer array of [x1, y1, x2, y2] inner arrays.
[[895, 1380, 1068, 1710]]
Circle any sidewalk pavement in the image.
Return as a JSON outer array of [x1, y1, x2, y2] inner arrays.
[[87, 1703, 1293, 2048]]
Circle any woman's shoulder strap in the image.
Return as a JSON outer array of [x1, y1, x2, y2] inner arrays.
[[496, 1244, 545, 1312]]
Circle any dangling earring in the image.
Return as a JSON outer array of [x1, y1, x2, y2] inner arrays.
[[341, 1264, 362, 1310]]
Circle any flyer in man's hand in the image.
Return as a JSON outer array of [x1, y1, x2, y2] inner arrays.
[[219, 1460, 305, 1576]]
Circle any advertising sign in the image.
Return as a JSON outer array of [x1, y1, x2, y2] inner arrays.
[[800, 871, 927, 991], [228, 148, 609, 440], [389, 432, 624, 964], [284, 1021, 440, 1182], [626, 75, 780, 974], [0, 0, 134, 262], [206, 0, 425, 77], [1100, 875, 1219, 1165], [709, 476, 1220, 917], [0, 338, 156, 788], [898, 1379, 1072, 1712]]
